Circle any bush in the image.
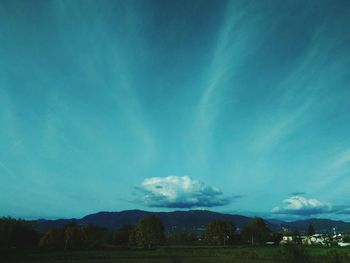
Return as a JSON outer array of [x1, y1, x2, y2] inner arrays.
[[275, 244, 311, 263], [131, 215, 165, 248], [0, 217, 39, 249], [40, 223, 114, 250], [39, 228, 64, 250], [314, 250, 350, 263], [205, 220, 235, 246], [241, 217, 271, 245], [167, 231, 197, 245], [114, 225, 134, 246]]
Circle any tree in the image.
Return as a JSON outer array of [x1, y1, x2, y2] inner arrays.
[[241, 217, 271, 245], [39, 228, 64, 250], [40, 223, 85, 250], [132, 215, 165, 248], [0, 217, 39, 249], [84, 225, 113, 249], [292, 230, 302, 245], [114, 225, 135, 246], [40, 224, 114, 250], [205, 220, 236, 246], [307, 223, 315, 236], [63, 223, 85, 250]]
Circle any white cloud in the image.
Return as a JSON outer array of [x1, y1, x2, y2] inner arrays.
[[136, 176, 233, 208], [272, 196, 332, 216]]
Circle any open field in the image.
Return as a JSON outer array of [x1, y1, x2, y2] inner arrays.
[[2, 246, 350, 263]]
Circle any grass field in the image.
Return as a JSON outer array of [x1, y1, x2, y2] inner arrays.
[[2, 246, 350, 263]]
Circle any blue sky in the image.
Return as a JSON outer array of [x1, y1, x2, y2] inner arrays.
[[1, 0, 350, 221]]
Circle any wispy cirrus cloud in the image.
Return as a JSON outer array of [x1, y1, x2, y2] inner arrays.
[[134, 176, 237, 208], [192, 2, 263, 167], [335, 207, 350, 215], [313, 148, 350, 194], [331, 149, 350, 171], [272, 195, 332, 216]]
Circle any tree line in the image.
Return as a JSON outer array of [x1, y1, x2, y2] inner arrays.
[[0, 215, 312, 250]]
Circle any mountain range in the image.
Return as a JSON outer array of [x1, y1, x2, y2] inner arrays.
[[35, 210, 350, 234]]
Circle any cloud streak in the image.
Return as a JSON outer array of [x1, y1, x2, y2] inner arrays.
[[335, 207, 350, 215], [331, 149, 350, 171], [135, 176, 235, 208]]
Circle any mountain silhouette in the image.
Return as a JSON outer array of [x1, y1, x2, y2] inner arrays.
[[35, 210, 350, 233]]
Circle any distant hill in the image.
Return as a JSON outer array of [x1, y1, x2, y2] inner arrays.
[[276, 218, 350, 233], [36, 210, 251, 232], [35, 210, 350, 233]]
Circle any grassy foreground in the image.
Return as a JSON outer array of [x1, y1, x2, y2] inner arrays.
[[2, 246, 350, 263]]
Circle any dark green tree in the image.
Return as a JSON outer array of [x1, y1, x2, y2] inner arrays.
[[205, 220, 236, 245], [84, 224, 113, 249], [0, 217, 39, 249], [132, 215, 165, 248], [114, 224, 135, 246], [40, 224, 114, 250], [292, 230, 302, 245], [63, 223, 85, 250], [39, 228, 64, 250], [241, 217, 271, 245], [307, 223, 315, 236]]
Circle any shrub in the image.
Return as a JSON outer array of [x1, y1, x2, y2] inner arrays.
[[275, 244, 311, 263], [0, 217, 39, 249], [315, 250, 350, 263]]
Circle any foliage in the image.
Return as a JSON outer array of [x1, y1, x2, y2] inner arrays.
[[241, 217, 271, 245], [85, 225, 114, 248], [3, 244, 350, 262], [114, 224, 135, 246], [0, 217, 39, 249], [271, 233, 283, 244], [282, 230, 302, 244], [307, 224, 315, 236], [39, 228, 64, 250], [63, 222, 85, 250], [131, 215, 165, 248], [321, 250, 350, 263], [275, 244, 311, 263], [40, 223, 113, 250], [167, 231, 198, 245], [205, 220, 235, 245], [343, 235, 350, 242]]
